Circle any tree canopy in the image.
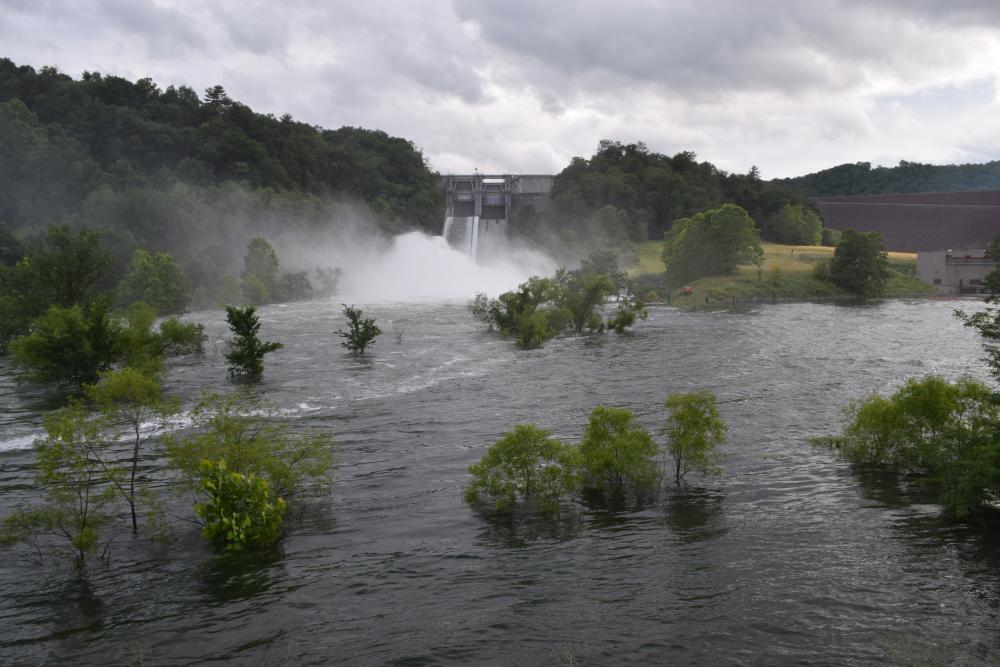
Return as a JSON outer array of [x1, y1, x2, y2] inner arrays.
[[660, 204, 763, 284], [547, 140, 816, 245]]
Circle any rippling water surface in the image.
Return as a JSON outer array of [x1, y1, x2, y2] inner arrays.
[[1, 298, 999, 665]]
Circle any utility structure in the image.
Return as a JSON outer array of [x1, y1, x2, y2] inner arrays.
[[441, 174, 554, 259]]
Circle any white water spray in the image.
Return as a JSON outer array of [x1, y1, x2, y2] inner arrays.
[[336, 231, 554, 303]]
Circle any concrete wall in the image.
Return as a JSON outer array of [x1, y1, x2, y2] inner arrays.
[[916, 249, 996, 294], [814, 190, 1000, 252]]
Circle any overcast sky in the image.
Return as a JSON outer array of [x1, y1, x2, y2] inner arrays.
[[2, 0, 1000, 178]]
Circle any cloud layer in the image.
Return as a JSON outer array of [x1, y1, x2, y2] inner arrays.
[[2, 0, 999, 177]]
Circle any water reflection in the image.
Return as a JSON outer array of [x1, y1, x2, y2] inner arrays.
[[662, 487, 727, 543], [198, 547, 284, 603], [472, 505, 582, 549]]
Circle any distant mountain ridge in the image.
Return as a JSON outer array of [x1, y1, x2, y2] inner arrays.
[[775, 160, 1000, 197]]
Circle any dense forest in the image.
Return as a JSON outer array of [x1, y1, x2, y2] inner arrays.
[[541, 140, 817, 247], [776, 160, 1000, 197], [0, 58, 442, 258]]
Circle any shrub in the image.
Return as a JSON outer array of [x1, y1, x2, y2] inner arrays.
[[664, 391, 727, 483], [194, 460, 286, 550], [337, 304, 382, 355], [820, 375, 1000, 516], [465, 425, 580, 512], [223, 305, 282, 380], [578, 406, 658, 492]]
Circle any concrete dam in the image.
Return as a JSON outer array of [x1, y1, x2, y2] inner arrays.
[[441, 174, 554, 259]]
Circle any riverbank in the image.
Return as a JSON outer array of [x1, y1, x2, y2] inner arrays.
[[627, 240, 935, 308]]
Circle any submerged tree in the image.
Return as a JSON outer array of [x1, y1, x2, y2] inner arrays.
[[1, 405, 123, 567], [223, 305, 282, 380], [85, 368, 178, 534], [165, 394, 334, 549], [664, 391, 727, 484], [465, 425, 580, 513], [578, 405, 659, 492], [337, 304, 382, 355]]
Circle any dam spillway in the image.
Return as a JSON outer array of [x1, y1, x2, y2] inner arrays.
[[441, 174, 554, 260]]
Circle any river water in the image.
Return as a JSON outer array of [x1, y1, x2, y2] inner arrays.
[[1, 297, 998, 665]]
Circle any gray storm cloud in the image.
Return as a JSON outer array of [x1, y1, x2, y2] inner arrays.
[[1, 0, 998, 177]]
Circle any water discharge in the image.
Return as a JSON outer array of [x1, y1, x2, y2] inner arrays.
[[337, 230, 554, 302]]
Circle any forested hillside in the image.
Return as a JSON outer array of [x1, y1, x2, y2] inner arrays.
[[776, 160, 1000, 197], [0, 58, 442, 247], [544, 140, 817, 247]]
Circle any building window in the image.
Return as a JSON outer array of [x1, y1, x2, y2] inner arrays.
[[933, 278, 941, 284], [970, 279, 981, 285]]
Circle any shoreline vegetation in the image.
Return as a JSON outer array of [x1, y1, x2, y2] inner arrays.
[[627, 240, 935, 308]]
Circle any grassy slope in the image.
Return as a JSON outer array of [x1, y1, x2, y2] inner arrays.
[[628, 241, 934, 306]]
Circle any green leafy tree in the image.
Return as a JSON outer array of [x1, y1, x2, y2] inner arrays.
[[468, 293, 497, 331], [10, 299, 122, 386], [1, 405, 122, 567], [578, 405, 659, 492], [607, 295, 647, 333], [118, 302, 205, 376], [465, 425, 580, 512], [165, 394, 334, 546], [116, 249, 190, 314], [22, 225, 112, 307], [817, 376, 1000, 517], [664, 391, 727, 484], [85, 368, 178, 534], [194, 460, 286, 550], [556, 269, 616, 333], [763, 204, 823, 245], [337, 304, 382, 355], [828, 229, 890, 297], [240, 237, 281, 305], [661, 204, 763, 284], [223, 305, 282, 380]]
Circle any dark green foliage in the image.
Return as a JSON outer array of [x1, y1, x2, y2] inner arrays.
[[762, 204, 822, 245], [118, 302, 205, 375], [664, 391, 727, 484], [116, 249, 190, 314], [555, 269, 616, 333], [819, 376, 1000, 517], [607, 295, 648, 333], [468, 293, 497, 331], [337, 304, 382, 355], [578, 406, 659, 492], [828, 229, 890, 297], [465, 425, 581, 512], [241, 237, 281, 305], [9, 299, 203, 387], [0, 59, 442, 236], [0, 224, 114, 350], [223, 305, 282, 380], [661, 204, 764, 284], [777, 159, 1000, 197], [11, 299, 121, 386], [550, 141, 811, 246]]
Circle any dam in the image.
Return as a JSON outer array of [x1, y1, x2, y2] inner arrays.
[[441, 174, 554, 259]]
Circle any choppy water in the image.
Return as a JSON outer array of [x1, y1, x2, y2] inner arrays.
[[1, 298, 998, 665]]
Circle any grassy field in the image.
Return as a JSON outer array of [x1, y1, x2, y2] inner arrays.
[[626, 240, 934, 307]]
